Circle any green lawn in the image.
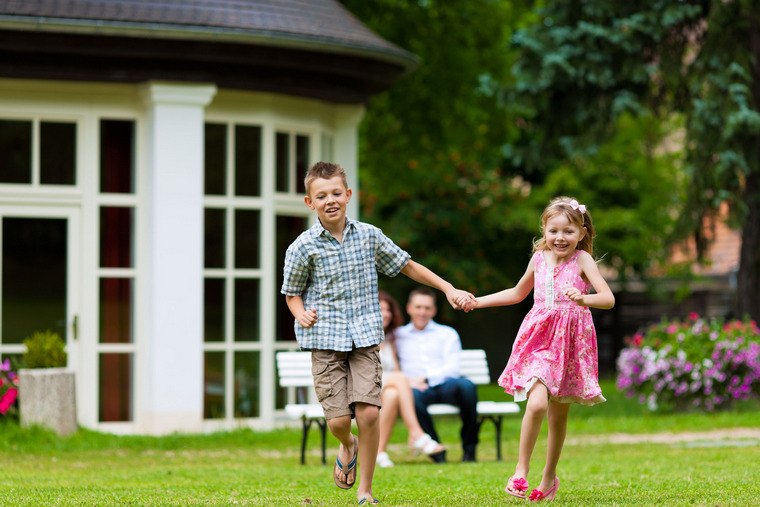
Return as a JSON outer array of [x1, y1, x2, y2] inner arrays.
[[1, 380, 758, 506]]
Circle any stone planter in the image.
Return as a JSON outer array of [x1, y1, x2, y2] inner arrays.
[[19, 368, 77, 436]]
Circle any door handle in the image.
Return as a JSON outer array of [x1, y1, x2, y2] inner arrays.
[[72, 314, 79, 341]]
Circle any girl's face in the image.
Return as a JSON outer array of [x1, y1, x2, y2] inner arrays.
[[544, 213, 585, 261], [380, 299, 392, 330]]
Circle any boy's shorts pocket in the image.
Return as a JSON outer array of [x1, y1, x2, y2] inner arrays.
[[311, 354, 333, 402]]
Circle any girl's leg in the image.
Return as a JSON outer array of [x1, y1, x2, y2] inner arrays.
[[378, 387, 400, 453], [355, 402, 380, 500], [327, 415, 356, 486], [507, 382, 549, 494], [536, 400, 570, 492]]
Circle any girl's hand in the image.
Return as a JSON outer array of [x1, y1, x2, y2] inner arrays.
[[460, 297, 479, 312], [297, 308, 318, 328], [565, 287, 585, 306], [447, 288, 476, 310]]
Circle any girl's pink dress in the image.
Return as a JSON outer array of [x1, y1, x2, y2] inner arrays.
[[497, 250, 606, 405]]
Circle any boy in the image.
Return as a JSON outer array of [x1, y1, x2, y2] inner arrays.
[[281, 161, 474, 504]]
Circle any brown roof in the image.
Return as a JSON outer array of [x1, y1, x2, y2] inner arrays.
[[0, 0, 415, 66], [0, 0, 417, 103]]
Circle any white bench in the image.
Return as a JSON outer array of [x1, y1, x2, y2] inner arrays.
[[276, 349, 520, 464]]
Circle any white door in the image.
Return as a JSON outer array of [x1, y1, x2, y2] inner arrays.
[[0, 206, 81, 414]]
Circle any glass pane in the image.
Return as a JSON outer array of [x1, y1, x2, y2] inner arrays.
[[99, 353, 132, 422], [234, 125, 261, 196], [275, 132, 289, 192], [295, 135, 309, 194], [276, 216, 307, 342], [100, 119, 134, 194], [204, 123, 226, 195], [234, 351, 259, 418], [100, 207, 133, 268], [234, 278, 259, 342], [204, 208, 225, 268], [40, 122, 76, 185], [99, 278, 132, 344], [204, 278, 224, 343], [0, 120, 32, 184], [234, 209, 260, 269], [2, 217, 67, 344], [204, 351, 225, 419]]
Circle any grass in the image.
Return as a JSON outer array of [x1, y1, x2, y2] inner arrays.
[[1, 379, 759, 506]]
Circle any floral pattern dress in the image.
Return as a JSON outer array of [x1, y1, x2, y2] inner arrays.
[[497, 250, 606, 405]]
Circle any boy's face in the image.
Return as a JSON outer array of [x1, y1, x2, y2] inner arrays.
[[304, 176, 352, 229]]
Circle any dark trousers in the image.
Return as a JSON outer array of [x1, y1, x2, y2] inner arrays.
[[413, 377, 479, 455]]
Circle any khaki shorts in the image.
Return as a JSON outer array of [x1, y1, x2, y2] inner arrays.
[[311, 345, 383, 420]]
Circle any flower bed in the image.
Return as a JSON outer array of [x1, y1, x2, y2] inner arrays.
[[616, 313, 760, 411], [0, 358, 19, 417]]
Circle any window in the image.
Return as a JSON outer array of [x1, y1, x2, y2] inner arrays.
[[203, 122, 263, 420], [275, 131, 309, 194], [97, 119, 136, 422], [0, 119, 77, 186]]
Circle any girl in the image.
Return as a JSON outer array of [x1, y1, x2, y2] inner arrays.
[[376, 291, 445, 467], [461, 196, 614, 502]]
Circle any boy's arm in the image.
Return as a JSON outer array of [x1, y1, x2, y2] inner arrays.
[[400, 260, 474, 309], [285, 295, 318, 328]]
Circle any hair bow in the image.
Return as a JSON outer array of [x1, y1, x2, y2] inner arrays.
[[569, 199, 586, 214]]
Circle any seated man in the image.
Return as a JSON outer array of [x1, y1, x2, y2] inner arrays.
[[395, 287, 479, 463]]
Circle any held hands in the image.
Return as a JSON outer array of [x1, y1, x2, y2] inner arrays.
[[297, 308, 318, 328], [446, 288, 476, 311]]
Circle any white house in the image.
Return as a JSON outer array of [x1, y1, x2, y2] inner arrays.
[[0, 0, 416, 434]]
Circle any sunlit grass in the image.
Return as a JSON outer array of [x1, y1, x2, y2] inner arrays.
[[1, 380, 758, 506]]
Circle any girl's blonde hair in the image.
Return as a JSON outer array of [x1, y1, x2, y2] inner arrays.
[[532, 196, 595, 255]]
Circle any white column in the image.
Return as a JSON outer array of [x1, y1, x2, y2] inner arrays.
[[139, 82, 217, 434], [333, 105, 365, 219]]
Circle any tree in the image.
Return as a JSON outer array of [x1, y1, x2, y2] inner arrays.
[[340, 0, 536, 296], [504, 1, 760, 320]]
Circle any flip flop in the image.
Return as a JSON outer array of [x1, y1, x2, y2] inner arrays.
[[358, 497, 380, 504], [334, 435, 358, 490]]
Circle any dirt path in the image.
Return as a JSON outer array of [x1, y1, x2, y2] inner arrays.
[[565, 427, 760, 445]]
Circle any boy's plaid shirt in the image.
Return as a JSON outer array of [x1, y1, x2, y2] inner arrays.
[[281, 218, 410, 351]]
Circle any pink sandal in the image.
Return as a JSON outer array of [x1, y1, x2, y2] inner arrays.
[[505, 475, 529, 499], [529, 476, 560, 502]]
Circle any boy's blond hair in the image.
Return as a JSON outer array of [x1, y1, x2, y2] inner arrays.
[[304, 161, 349, 195]]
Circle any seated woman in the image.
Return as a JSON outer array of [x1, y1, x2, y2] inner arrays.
[[376, 291, 446, 467]]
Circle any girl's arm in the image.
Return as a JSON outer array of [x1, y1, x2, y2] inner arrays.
[[468, 258, 535, 310], [285, 295, 318, 328], [567, 251, 615, 309]]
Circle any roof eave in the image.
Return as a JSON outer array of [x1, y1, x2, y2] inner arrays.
[[0, 15, 419, 75]]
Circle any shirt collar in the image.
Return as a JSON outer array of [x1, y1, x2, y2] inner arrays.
[[309, 216, 356, 240]]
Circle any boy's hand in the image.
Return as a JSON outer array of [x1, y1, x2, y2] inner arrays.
[[446, 288, 476, 311], [297, 308, 318, 328]]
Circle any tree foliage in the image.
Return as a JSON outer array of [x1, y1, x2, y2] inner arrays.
[[341, 0, 536, 295], [504, 0, 760, 319]]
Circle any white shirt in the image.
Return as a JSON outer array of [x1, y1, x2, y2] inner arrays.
[[395, 320, 461, 387]]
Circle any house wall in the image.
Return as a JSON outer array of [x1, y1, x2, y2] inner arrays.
[[0, 77, 364, 433]]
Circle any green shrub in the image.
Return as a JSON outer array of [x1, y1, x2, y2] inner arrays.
[[22, 330, 67, 369]]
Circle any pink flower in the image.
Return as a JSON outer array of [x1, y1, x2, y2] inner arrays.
[[0, 387, 17, 414], [511, 478, 528, 492], [688, 312, 699, 321], [529, 488, 546, 501]]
